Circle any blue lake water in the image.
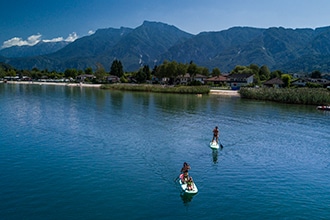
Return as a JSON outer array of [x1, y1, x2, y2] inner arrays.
[[0, 83, 329, 219]]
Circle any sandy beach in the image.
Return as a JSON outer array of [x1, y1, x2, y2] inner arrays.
[[3, 81, 102, 88], [209, 89, 240, 96]]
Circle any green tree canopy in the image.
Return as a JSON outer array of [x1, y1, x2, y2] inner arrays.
[[231, 65, 255, 74], [270, 70, 283, 79], [0, 67, 6, 79], [281, 74, 292, 88], [142, 65, 151, 80], [211, 67, 221, 77], [177, 63, 187, 77], [8, 69, 16, 77], [200, 67, 209, 76], [135, 69, 147, 83], [311, 70, 321, 79], [110, 59, 124, 77], [187, 62, 198, 78], [64, 68, 78, 78], [84, 67, 93, 75], [259, 65, 271, 81], [95, 63, 107, 82]]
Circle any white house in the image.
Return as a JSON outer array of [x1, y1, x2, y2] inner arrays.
[[227, 73, 254, 90]]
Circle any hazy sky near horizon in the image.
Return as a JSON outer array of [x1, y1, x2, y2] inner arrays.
[[1, 0, 330, 48]]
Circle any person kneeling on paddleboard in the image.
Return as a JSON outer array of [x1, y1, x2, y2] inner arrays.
[[187, 177, 194, 191], [180, 170, 189, 183]]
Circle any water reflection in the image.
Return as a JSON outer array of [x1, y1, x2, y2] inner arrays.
[[212, 149, 219, 164], [180, 192, 195, 205]]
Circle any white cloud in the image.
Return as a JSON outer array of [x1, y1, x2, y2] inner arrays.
[[65, 32, 78, 42], [1, 32, 79, 48], [27, 34, 42, 44], [42, 32, 78, 43], [88, 30, 95, 35], [43, 37, 64, 43], [2, 34, 42, 48]]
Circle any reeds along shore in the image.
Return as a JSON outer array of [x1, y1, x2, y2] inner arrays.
[[101, 84, 211, 94], [239, 87, 330, 105], [7, 81, 328, 105]]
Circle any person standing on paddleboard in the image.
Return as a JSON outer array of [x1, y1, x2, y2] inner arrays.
[[181, 162, 191, 173], [212, 126, 219, 143]]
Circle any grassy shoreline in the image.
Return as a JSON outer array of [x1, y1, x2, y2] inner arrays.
[[4, 81, 328, 105], [101, 84, 211, 94], [239, 87, 330, 105]]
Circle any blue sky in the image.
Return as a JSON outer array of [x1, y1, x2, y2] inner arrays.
[[1, 0, 330, 48]]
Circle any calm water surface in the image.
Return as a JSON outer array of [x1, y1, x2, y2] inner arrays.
[[0, 83, 329, 219]]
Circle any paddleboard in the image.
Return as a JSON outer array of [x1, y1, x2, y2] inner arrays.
[[179, 179, 198, 194], [209, 141, 219, 149]]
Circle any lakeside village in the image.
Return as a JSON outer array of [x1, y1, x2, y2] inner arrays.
[[1, 62, 330, 108]]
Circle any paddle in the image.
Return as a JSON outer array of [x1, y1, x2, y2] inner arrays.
[[174, 173, 183, 182], [219, 139, 224, 148]]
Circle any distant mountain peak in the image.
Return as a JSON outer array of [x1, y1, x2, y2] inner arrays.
[[2, 22, 330, 73], [0, 40, 69, 58]]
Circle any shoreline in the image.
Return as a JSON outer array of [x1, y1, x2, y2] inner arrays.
[[209, 89, 240, 96], [3, 81, 102, 88], [2, 81, 240, 96]]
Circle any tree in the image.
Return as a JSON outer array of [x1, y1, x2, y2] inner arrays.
[[166, 61, 178, 78], [311, 70, 321, 79], [281, 74, 292, 88], [200, 67, 209, 76], [110, 59, 124, 77], [64, 68, 78, 79], [157, 62, 168, 79], [95, 63, 107, 83], [231, 65, 251, 74], [31, 68, 42, 80], [211, 67, 221, 77], [135, 69, 147, 83], [0, 67, 6, 79], [270, 70, 283, 79], [249, 64, 259, 74], [85, 67, 93, 75], [8, 69, 16, 77], [142, 65, 151, 80], [177, 63, 187, 77], [187, 62, 198, 79], [259, 65, 271, 81]]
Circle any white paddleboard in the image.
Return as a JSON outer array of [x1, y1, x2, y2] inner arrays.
[[179, 179, 198, 194], [210, 141, 219, 149]]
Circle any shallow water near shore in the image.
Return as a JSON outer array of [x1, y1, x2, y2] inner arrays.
[[0, 83, 329, 219]]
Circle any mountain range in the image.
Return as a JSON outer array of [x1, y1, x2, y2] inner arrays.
[[2, 20, 330, 73]]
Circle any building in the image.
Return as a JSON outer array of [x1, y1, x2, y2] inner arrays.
[[176, 73, 208, 85], [76, 74, 95, 82], [227, 73, 254, 90], [106, 75, 120, 83], [263, 77, 284, 88], [194, 74, 208, 84], [176, 73, 191, 85], [204, 75, 228, 85]]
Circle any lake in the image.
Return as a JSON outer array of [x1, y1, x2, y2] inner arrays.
[[0, 83, 329, 219]]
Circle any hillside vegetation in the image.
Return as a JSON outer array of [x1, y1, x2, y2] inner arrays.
[[2, 21, 330, 73]]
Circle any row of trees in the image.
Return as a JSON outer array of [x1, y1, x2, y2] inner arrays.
[[0, 60, 218, 84], [0, 59, 325, 86], [0, 61, 125, 83]]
